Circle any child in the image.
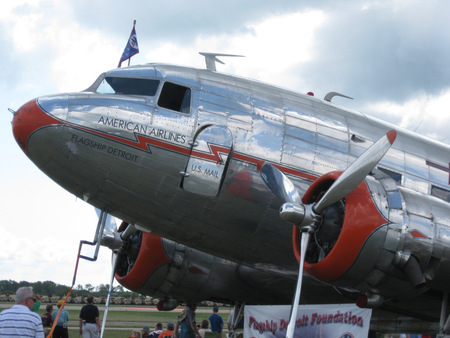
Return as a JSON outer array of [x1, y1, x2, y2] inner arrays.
[[129, 329, 142, 337], [41, 304, 53, 336]]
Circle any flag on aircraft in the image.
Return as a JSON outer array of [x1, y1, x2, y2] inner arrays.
[[118, 21, 139, 68]]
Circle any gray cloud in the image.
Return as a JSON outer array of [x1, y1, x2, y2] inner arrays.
[[299, 1, 450, 103], [70, 0, 312, 44]]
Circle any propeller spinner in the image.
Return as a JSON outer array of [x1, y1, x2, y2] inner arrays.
[[260, 130, 396, 338]]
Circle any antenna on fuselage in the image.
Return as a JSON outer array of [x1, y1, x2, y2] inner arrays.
[[199, 52, 244, 71], [324, 91, 354, 102]]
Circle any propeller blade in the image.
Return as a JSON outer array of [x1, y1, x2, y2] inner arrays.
[[314, 130, 396, 214], [260, 162, 301, 204], [286, 232, 310, 338]]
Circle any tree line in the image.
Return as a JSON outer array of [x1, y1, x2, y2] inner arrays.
[[0, 280, 140, 298]]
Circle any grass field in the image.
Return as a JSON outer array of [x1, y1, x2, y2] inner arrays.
[[67, 327, 137, 338], [70, 307, 227, 337], [0, 305, 230, 338]]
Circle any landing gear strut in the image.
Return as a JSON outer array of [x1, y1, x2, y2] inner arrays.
[[228, 302, 245, 338], [438, 291, 450, 337]]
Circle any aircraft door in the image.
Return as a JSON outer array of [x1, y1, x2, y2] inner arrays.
[[181, 125, 233, 196]]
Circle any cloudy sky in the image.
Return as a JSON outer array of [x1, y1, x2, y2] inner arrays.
[[1, 0, 450, 290]]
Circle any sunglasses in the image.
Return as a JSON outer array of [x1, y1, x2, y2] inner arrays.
[[28, 297, 37, 303]]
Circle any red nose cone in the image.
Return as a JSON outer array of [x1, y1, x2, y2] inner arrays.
[[12, 99, 37, 155], [12, 99, 61, 155]]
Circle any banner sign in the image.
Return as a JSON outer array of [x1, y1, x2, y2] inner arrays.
[[244, 304, 372, 338]]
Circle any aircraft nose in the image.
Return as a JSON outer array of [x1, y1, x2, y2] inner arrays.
[[12, 97, 66, 156]]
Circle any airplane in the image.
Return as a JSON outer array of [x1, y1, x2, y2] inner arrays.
[[10, 54, 450, 336]]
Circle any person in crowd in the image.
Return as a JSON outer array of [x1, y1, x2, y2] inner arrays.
[[41, 303, 53, 336], [32, 294, 44, 313], [149, 322, 163, 338], [0, 286, 45, 337], [158, 321, 175, 338], [79, 295, 101, 338], [226, 308, 243, 333], [226, 309, 234, 332], [52, 299, 69, 338], [142, 325, 151, 337], [129, 329, 142, 337], [198, 319, 211, 338], [208, 306, 223, 338], [173, 303, 201, 338], [42, 304, 53, 327]]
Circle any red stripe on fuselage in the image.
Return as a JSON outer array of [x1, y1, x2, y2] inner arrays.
[[409, 230, 429, 239], [232, 153, 317, 182], [191, 143, 231, 163], [13, 99, 318, 183]]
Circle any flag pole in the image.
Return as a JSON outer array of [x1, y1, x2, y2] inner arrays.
[[128, 20, 136, 67], [118, 19, 139, 68]]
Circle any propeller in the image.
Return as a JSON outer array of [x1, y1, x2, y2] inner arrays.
[[259, 130, 396, 338], [259, 163, 301, 204]]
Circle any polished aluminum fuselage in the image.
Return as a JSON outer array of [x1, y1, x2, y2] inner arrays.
[[31, 64, 450, 270], [17, 63, 450, 331]]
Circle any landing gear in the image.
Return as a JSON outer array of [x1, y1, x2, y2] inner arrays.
[[78, 209, 122, 262], [438, 291, 450, 338], [227, 302, 245, 338], [77, 209, 123, 338]]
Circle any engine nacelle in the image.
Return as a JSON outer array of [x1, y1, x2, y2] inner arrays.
[[293, 169, 450, 303], [114, 231, 301, 306]]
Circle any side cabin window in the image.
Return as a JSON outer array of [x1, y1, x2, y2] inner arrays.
[[431, 185, 450, 203], [97, 77, 160, 96], [379, 167, 402, 184], [158, 81, 191, 114]]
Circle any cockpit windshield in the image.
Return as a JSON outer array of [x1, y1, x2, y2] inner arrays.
[[96, 76, 160, 96]]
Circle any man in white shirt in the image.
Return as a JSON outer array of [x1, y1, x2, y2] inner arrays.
[[0, 286, 45, 338]]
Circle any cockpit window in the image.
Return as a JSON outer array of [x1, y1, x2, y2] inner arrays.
[[96, 77, 160, 96], [158, 82, 191, 114]]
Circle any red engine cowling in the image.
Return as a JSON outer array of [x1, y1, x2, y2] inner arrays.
[[115, 232, 171, 292], [293, 171, 387, 283], [114, 232, 303, 308], [291, 169, 450, 304]]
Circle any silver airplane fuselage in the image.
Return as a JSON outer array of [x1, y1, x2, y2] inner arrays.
[[12, 63, 450, 333]]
